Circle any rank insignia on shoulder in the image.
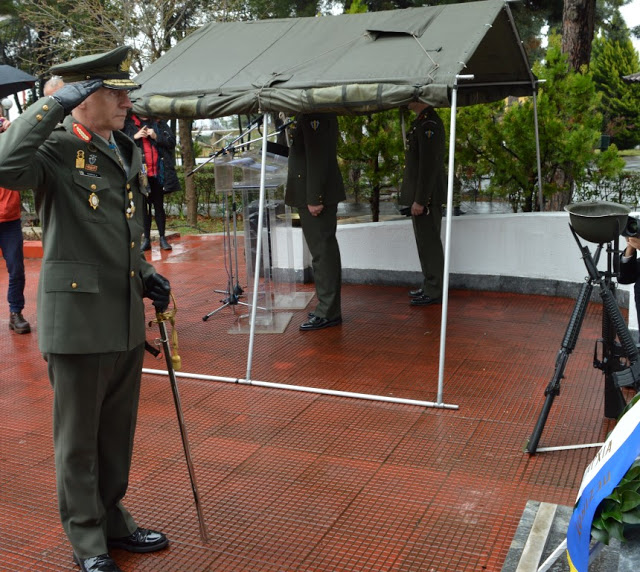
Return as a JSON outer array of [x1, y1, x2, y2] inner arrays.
[[88, 192, 99, 210], [310, 120, 320, 131], [76, 150, 85, 169], [72, 123, 92, 142]]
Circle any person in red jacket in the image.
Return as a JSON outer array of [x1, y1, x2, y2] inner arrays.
[[0, 116, 30, 334]]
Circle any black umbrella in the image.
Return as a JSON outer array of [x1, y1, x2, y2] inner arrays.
[[0, 64, 36, 99]]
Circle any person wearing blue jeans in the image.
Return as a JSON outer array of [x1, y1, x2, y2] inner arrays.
[[0, 193, 31, 334], [0, 186, 30, 334]]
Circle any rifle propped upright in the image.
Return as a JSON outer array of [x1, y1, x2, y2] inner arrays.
[[527, 201, 640, 454]]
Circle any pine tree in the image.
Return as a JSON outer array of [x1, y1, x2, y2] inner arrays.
[[591, 15, 640, 150]]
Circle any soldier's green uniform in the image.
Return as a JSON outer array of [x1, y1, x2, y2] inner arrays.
[[400, 105, 446, 302], [285, 113, 345, 326], [0, 47, 169, 565]]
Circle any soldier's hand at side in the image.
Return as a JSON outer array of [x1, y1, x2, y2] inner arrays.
[[308, 204, 324, 217], [50, 79, 104, 115], [144, 273, 171, 312], [411, 202, 425, 216]]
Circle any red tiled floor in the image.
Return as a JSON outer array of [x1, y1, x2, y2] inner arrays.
[[0, 234, 631, 571]]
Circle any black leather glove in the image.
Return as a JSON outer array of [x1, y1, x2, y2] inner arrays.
[[144, 273, 171, 312], [50, 79, 104, 115]]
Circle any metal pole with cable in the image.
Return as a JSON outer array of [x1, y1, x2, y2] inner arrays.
[[245, 112, 269, 380]]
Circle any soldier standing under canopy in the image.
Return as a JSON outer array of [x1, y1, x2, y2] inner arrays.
[[285, 112, 346, 331], [400, 102, 446, 307]]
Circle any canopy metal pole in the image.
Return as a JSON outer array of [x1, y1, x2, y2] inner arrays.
[[245, 113, 269, 380], [143, 367, 459, 409], [436, 75, 473, 404], [533, 83, 544, 212]]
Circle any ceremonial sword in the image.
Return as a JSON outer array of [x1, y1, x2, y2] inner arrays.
[[152, 300, 209, 542]]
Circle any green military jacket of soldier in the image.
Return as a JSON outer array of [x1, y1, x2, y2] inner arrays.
[[400, 106, 446, 209], [0, 97, 154, 354], [285, 113, 346, 208]]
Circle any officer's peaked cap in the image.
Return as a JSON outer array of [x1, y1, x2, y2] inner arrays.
[[49, 46, 139, 90]]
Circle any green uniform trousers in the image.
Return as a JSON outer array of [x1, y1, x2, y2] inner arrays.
[[413, 202, 444, 298], [47, 344, 144, 558], [299, 203, 342, 320]]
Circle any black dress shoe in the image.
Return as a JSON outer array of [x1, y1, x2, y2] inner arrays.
[[410, 294, 442, 306], [159, 236, 173, 250], [408, 288, 424, 298], [299, 315, 342, 331], [140, 238, 151, 252], [73, 553, 122, 572], [108, 527, 169, 553]]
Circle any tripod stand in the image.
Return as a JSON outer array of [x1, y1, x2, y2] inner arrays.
[[526, 225, 640, 454], [202, 191, 248, 321]]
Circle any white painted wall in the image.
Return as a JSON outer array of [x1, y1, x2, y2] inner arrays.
[[271, 211, 636, 329]]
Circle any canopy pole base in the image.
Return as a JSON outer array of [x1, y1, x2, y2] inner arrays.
[[142, 368, 459, 410]]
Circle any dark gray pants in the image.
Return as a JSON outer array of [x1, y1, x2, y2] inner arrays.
[[299, 203, 342, 320], [48, 344, 145, 558], [413, 203, 444, 298]]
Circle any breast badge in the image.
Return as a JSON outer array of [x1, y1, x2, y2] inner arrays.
[[76, 150, 85, 169], [85, 154, 98, 173], [88, 192, 99, 210]]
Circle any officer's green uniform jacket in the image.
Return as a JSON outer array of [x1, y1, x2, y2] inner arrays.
[[0, 97, 154, 354], [285, 113, 345, 208], [399, 106, 446, 208]]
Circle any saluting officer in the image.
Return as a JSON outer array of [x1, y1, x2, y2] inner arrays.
[[400, 102, 446, 307], [0, 47, 171, 572], [285, 113, 345, 330]]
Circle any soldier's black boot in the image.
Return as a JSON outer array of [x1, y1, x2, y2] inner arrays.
[[9, 312, 31, 334], [140, 238, 151, 252], [159, 236, 172, 251]]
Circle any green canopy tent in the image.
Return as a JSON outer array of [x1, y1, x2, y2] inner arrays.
[[134, 0, 539, 410], [133, 0, 535, 116]]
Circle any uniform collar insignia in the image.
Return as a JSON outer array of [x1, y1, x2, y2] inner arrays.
[[72, 123, 92, 142]]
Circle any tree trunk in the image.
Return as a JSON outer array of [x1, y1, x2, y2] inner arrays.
[[369, 155, 380, 223], [179, 119, 197, 227], [561, 0, 596, 71]]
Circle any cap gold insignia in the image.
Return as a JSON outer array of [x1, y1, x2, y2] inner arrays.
[[120, 51, 132, 73], [76, 150, 85, 169], [88, 192, 99, 210], [310, 120, 320, 131]]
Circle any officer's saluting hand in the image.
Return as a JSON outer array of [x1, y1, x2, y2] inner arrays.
[[50, 78, 104, 115]]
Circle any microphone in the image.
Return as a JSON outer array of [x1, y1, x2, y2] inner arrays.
[[275, 118, 295, 133], [245, 115, 264, 129]]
